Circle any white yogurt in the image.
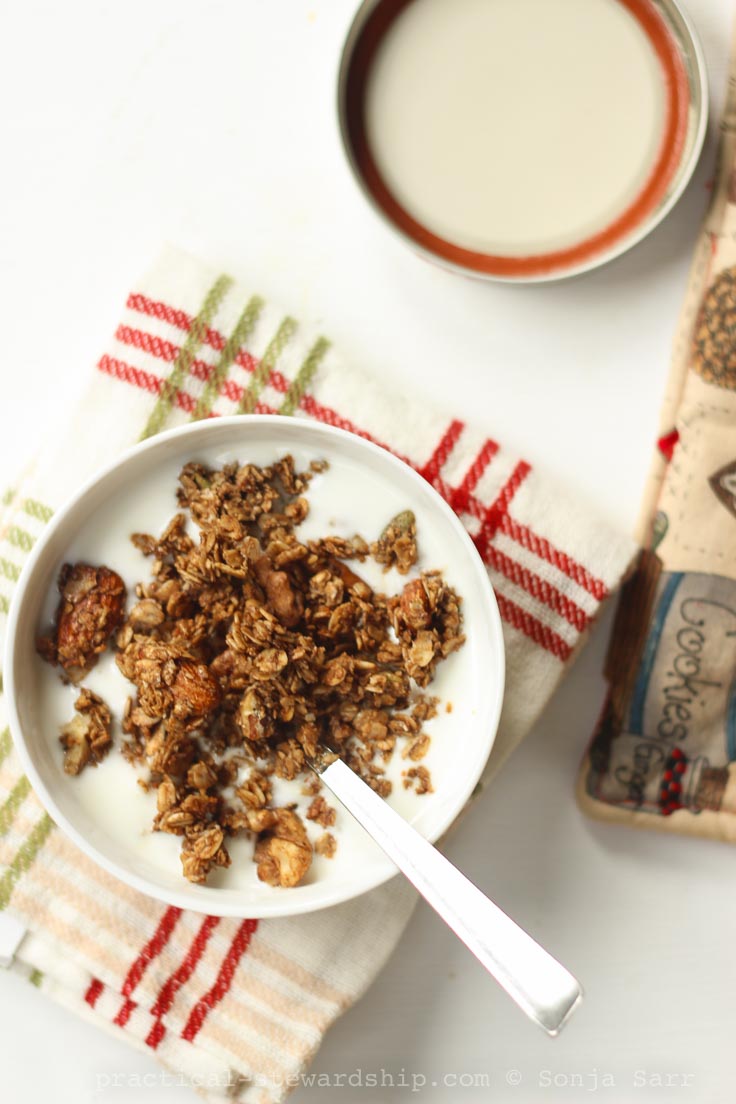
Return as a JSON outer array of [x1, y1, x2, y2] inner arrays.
[[36, 444, 476, 892], [365, 0, 667, 255]]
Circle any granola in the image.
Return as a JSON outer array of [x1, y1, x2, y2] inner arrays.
[[371, 510, 418, 575], [39, 455, 465, 888], [305, 795, 337, 828], [315, 832, 337, 859], [403, 765, 434, 795], [59, 688, 113, 775], [38, 563, 126, 680]]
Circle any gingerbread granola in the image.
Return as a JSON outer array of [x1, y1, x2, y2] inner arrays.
[[38, 455, 465, 888], [59, 688, 113, 776], [38, 563, 126, 680]]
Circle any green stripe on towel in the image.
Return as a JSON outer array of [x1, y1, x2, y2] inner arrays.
[[0, 814, 54, 911], [239, 316, 297, 414], [140, 273, 234, 440], [191, 294, 263, 421], [278, 336, 329, 416]]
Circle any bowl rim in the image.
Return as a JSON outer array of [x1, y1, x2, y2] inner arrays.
[[336, 0, 709, 284], [4, 415, 505, 917]]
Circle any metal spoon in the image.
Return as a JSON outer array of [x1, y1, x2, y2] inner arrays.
[[309, 750, 582, 1036]]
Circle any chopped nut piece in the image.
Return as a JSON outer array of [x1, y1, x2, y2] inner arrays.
[[399, 578, 432, 630], [253, 555, 304, 627], [59, 689, 112, 775], [237, 687, 271, 743], [39, 564, 126, 678], [171, 660, 221, 720]]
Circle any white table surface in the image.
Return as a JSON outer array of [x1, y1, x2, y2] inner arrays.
[[1, 1, 734, 1100]]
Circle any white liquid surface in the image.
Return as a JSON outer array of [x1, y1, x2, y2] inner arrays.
[[35, 444, 487, 897], [365, 0, 668, 255]]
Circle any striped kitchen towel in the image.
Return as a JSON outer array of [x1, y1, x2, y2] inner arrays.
[[0, 246, 634, 1102]]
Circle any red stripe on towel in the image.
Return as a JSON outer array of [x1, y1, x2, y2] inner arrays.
[[483, 543, 590, 633], [418, 420, 465, 484], [180, 919, 258, 1043], [145, 915, 221, 1049], [84, 977, 104, 1008], [452, 438, 500, 512], [495, 592, 572, 661], [473, 461, 531, 560], [497, 514, 609, 601], [121, 905, 182, 998]]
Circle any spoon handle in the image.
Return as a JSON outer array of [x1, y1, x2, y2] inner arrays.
[[313, 756, 582, 1036]]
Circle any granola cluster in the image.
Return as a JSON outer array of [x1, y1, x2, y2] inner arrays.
[[38, 563, 126, 681], [59, 688, 113, 776], [39, 455, 465, 889]]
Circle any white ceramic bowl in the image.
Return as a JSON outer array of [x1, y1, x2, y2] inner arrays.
[[5, 416, 504, 917]]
